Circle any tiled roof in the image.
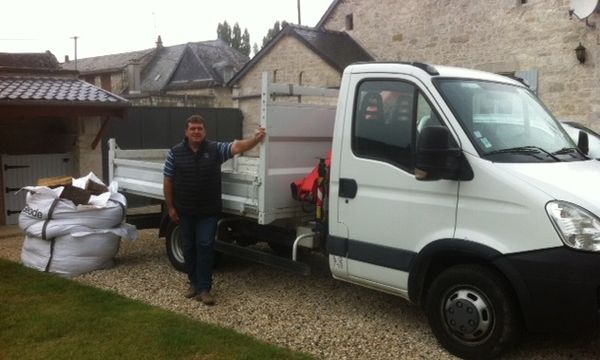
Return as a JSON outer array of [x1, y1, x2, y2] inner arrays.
[[228, 25, 373, 86], [140, 44, 187, 93], [0, 76, 128, 105], [290, 26, 373, 72], [141, 39, 249, 93], [189, 40, 249, 84], [63, 39, 249, 93], [62, 48, 155, 74], [0, 51, 60, 69]]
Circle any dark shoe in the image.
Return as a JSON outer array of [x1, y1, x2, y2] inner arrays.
[[184, 286, 197, 299], [196, 291, 215, 306]]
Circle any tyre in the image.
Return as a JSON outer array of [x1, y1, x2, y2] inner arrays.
[[426, 264, 522, 359], [165, 221, 223, 273], [165, 222, 186, 273]]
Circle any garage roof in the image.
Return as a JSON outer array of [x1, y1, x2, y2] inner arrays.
[[0, 75, 128, 105], [0, 51, 129, 117]]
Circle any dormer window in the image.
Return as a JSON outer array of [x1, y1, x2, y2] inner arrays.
[[345, 14, 354, 30]]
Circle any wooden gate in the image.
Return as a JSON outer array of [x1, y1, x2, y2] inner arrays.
[[2, 153, 73, 225]]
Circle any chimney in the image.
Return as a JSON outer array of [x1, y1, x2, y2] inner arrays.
[[64, 55, 69, 62], [223, 64, 234, 84], [127, 59, 141, 95], [156, 35, 163, 49]]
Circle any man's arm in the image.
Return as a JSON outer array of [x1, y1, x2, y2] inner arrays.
[[230, 127, 266, 156], [163, 176, 179, 224], [163, 149, 179, 224]]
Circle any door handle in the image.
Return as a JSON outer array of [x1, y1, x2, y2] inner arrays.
[[339, 178, 357, 199]]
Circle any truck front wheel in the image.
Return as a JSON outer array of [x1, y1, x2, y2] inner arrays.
[[426, 264, 522, 359]]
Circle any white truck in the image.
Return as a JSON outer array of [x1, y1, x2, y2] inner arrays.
[[109, 63, 600, 359]]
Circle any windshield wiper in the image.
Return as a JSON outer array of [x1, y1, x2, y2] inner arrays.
[[551, 147, 584, 156], [486, 146, 560, 161]]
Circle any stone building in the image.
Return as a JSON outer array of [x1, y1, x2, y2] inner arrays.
[[63, 37, 248, 108], [317, 0, 600, 129]]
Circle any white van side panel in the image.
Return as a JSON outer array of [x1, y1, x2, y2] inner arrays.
[[454, 154, 562, 254], [347, 259, 410, 294]]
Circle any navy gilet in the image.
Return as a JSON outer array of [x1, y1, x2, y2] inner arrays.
[[170, 140, 222, 216]]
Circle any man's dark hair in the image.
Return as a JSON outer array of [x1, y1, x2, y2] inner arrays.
[[186, 115, 206, 129]]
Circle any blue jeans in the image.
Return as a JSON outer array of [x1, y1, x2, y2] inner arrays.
[[179, 214, 217, 292]]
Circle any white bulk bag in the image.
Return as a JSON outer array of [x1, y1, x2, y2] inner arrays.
[[18, 173, 138, 277], [18, 187, 126, 239], [20, 224, 136, 277]]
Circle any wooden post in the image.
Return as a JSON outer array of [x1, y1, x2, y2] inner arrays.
[[91, 116, 110, 150]]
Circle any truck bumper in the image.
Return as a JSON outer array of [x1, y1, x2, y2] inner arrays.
[[503, 247, 600, 333]]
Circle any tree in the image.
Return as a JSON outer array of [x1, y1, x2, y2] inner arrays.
[[217, 21, 251, 57], [217, 21, 232, 44], [231, 23, 242, 51], [261, 20, 289, 48], [241, 29, 251, 57]]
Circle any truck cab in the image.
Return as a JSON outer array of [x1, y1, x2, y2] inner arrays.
[[327, 62, 600, 359]]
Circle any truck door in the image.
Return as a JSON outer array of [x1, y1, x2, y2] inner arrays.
[[334, 75, 459, 291]]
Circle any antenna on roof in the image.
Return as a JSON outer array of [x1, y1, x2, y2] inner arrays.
[[70, 36, 78, 70], [297, 0, 302, 25]]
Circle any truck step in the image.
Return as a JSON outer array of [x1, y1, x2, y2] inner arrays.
[[215, 240, 310, 276]]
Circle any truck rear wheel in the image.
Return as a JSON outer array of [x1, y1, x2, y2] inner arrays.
[[166, 222, 186, 272], [425, 264, 521, 359], [165, 221, 223, 273]]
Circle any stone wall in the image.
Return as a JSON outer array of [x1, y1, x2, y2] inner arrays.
[[74, 117, 103, 178], [167, 87, 234, 107], [321, 0, 600, 129], [232, 35, 341, 156], [128, 94, 214, 107]]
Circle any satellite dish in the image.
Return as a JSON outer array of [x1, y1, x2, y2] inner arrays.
[[571, 0, 599, 19]]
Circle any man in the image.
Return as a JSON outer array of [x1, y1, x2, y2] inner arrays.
[[163, 115, 266, 305]]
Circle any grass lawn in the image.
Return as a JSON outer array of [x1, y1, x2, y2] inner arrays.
[[0, 259, 313, 360]]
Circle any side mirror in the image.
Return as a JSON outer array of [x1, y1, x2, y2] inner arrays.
[[415, 126, 462, 181], [577, 130, 589, 155]]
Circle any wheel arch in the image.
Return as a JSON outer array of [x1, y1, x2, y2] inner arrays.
[[158, 205, 171, 238], [408, 239, 530, 324]]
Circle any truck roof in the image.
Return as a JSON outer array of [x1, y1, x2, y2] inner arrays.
[[346, 62, 524, 87]]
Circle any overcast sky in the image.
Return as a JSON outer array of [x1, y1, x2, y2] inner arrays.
[[0, 0, 333, 61]]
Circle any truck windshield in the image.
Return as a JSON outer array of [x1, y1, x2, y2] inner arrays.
[[435, 79, 584, 162]]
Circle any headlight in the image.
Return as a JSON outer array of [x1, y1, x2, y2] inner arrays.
[[546, 201, 600, 251]]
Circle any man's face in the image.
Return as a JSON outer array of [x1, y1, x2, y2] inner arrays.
[[185, 122, 206, 144]]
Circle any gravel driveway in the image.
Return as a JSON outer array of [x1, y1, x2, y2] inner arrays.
[[2, 229, 599, 359]]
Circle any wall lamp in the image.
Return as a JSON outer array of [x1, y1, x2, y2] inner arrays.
[[575, 43, 587, 64]]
